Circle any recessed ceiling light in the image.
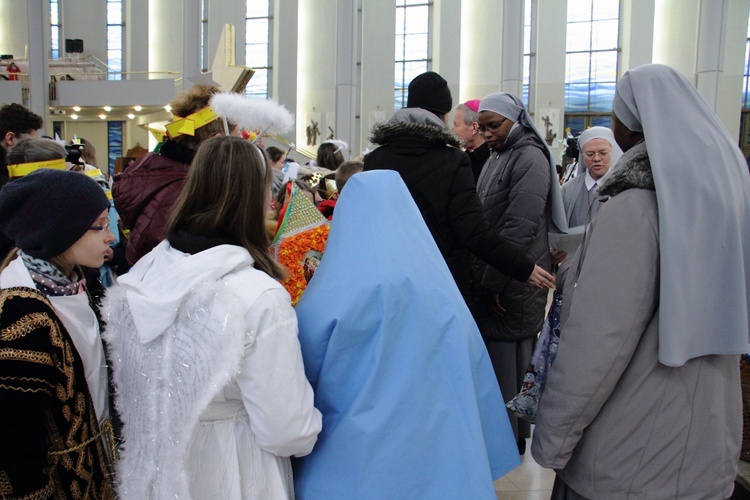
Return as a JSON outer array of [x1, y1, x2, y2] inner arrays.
[[164, 105, 172, 112], [127, 113, 135, 119], [133, 105, 142, 111], [73, 106, 81, 112], [71, 114, 78, 120], [103, 106, 112, 112], [99, 114, 107, 119]]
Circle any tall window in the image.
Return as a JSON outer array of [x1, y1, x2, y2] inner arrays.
[[245, 1, 271, 98], [50, 0, 61, 59], [739, 11, 750, 157], [106, 0, 123, 80], [743, 13, 750, 109], [522, 0, 534, 108], [394, 0, 431, 110], [564, 0, 620, 136]]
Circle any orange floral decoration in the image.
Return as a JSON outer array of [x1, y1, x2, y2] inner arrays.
[[274, 224, 330, 306]]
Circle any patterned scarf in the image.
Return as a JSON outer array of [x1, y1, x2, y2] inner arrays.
[[19, 250, 86, 297]]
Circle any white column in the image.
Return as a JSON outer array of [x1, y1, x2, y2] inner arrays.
[[432, 0, 462, 101], [183, 0, 201, 90], [360, 0, 396, 151], [26, 0, 50, 120], [334, 0, 359, 156], [273, 0, 299, 139], [533, 0, 566, 160], [0, 0, 28, 58], [126, 0, 149, 79], [619, 0, 655, 75], [149, 0, 183, 79], [296, 0, 337, 154], [500, 0, 525, 97], [459, 0, 503, 102]]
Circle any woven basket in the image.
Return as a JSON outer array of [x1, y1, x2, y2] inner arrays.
[[741, 356, 750, 462]]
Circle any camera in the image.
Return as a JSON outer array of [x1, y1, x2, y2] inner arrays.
[[65, 144, 84, 166], [565, 137, 579, 159]]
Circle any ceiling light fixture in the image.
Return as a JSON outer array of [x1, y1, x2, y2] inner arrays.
[[71, 114, 78, 120], [73, 106, 81, 112], [164, 105, 172, 112], [103, 106, 112, 112], [99, 114, 107, 120], [133, 105, 142, 111], [127, 113, 135, 119]]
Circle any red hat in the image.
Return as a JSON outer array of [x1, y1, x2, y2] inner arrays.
[[464, 99, 481, 113]]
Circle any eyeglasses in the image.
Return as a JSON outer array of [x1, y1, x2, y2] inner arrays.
[[478, 117, 509, 134], [89, 221, 111, 232]]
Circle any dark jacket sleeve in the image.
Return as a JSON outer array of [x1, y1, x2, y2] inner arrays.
[[481, 147, 549, 290], [448, 153, 535, 282]]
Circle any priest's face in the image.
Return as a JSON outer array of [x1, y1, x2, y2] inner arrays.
[[581, 138, 612, 180]]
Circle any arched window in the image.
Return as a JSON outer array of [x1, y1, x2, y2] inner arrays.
[[395, 0, 431, 110], [246, 0, 272, 98], [107, 0, 123, 80], [564, 0, 620, 136]]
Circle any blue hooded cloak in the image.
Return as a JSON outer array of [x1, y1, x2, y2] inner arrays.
[[293, 170, 520, 498]]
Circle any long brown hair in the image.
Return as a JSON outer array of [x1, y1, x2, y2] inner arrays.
[[166, 135, 287, 280]]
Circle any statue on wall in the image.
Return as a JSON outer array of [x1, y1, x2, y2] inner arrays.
[[327, 126, 335, 141], [542, 114, 557, 146], [306, 119, 320, 147]]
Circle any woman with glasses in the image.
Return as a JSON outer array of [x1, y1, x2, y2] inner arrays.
[[0, 169, 116, 498], [103, 135, 321, 499], [472, 91, 568, 455]]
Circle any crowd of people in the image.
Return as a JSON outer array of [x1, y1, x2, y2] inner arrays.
[[0, 62, 749, 499]]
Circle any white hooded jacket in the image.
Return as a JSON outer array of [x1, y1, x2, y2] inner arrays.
[[102, 240, 321, 499]]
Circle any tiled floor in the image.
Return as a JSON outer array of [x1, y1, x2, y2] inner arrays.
[[494, 437, 555, 500]]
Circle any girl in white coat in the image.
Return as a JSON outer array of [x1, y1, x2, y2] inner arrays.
[[103, 135, 322, 499]]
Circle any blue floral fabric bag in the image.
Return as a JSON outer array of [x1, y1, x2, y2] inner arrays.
[[506, 289, 563, 423]]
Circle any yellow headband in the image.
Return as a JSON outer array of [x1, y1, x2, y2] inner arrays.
[[7, 158, 67, 178], [165, 105, 219, 139]]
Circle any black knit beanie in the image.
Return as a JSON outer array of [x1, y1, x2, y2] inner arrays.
[[0, 169, 110, 259], [406, 71, 452, 117]]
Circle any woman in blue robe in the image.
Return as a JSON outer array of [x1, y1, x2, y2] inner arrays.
[[293, 170, 520, 499]]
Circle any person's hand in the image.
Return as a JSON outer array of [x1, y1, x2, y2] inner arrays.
[[489, 292, 506, 318], [527, 265, 555, 289], [550, 248, 568, 266]]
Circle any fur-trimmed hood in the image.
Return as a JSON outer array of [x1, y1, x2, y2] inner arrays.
[[598, 141, 654, 198], [370, 108, 460, 149]]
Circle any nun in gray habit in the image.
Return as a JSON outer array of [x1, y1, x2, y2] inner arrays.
[[471, 91, 567, 452], [532, 63, 750, 499]]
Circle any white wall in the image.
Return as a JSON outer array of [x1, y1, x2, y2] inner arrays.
[[0, 0, 28, 58]]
